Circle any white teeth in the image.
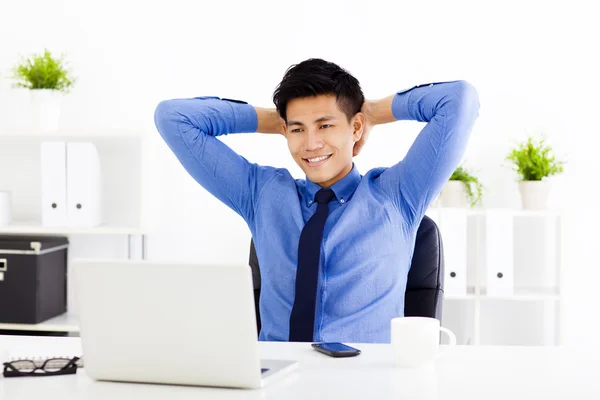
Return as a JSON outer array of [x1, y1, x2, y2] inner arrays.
[[307, 155, 330, 163]]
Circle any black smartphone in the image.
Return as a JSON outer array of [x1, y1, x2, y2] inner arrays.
[[311, 342, 361, 358]]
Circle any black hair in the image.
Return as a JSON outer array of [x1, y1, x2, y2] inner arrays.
[[272, 58, 365, 123]]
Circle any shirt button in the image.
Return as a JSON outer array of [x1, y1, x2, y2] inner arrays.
[[340, 199, 345, 204], [308, 200, 313, 204], [429, 83, 434, 87]]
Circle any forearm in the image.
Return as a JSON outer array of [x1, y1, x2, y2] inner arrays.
[[154, 96, 283, 136], [366, 81, 479, 126], [391, 80, 479, 123], [154, 96, 258, 138]]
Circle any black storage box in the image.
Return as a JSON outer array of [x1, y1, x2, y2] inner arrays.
[[0, 235, 69, 324]]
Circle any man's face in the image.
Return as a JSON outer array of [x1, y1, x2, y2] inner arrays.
[[283, 94, 363, 188]]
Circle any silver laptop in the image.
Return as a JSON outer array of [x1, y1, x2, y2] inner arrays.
[[72, 259, 297, 389]]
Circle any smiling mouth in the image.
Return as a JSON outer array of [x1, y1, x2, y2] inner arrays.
[[303, 154, 332, 167]]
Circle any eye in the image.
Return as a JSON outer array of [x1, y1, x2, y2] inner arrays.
[[320, 124, 333, 129], [291, 128, 303, 133]]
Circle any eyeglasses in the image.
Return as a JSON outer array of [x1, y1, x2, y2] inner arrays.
[[3, 357, 81, 378]]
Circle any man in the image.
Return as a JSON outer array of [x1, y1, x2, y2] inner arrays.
[[154, 58, 480, 343]]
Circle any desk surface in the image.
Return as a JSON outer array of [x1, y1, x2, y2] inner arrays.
[[1, 335, 599, 399]]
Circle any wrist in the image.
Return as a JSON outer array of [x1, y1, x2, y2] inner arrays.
[[255, 107, 284, 135], [366, 96, 396, 125]]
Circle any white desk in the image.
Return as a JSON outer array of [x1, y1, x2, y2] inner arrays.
[[1, 335, 600, 399]]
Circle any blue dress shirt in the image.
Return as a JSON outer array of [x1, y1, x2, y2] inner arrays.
[[154, 80, 480, 343]]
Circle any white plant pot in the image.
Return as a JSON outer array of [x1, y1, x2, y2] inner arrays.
[[518, 180, 551, 210], [440, 181, 469, 208], [0, 190, 12, 227], [30, 89, 63, 132]]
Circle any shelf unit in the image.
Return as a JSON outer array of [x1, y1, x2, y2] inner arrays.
[[0, 313, 79, 334], [0, 221, 146, 236], [0, 125, 159, 335], [431, 207, 564, 346], [0, 127, 151, 139], [445, 286, 560, 302]]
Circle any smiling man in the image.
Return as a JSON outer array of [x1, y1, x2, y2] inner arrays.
[[154, 58, 480, 343]]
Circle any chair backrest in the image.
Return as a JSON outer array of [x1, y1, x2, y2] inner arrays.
[[248, 215, 445, 334], [404, 215, 445, 320]]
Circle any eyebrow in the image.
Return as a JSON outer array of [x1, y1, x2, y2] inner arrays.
[[287, 116, 337, 126]]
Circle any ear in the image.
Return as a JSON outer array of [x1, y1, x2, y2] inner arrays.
[[281, 121, 288, 138], [352, 112, 365, 142]]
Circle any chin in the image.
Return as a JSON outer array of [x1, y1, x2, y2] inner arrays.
[[306, 172, 334, 185]]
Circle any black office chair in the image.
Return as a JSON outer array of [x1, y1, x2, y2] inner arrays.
[[248, 215, 445, 334]]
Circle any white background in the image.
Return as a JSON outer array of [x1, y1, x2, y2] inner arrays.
[[0, 0, 598, 346]]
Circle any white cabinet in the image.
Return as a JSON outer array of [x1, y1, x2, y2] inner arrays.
[[0, 127, 163, 334], [439, 208, 564, 346]]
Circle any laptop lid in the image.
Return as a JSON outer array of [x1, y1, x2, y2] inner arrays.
[[73, 259, 263, 389]]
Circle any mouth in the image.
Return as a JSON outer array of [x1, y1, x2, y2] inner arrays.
[[303, 154, 332, 167]]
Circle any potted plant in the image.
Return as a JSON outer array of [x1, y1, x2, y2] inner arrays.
[[506, 137, 564, 210], [440, 165, 484, 208], [10, 48, 75, 132]]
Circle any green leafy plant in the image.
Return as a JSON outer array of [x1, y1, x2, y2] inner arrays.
[[506, 137, 564, 181], [449, 165, 484, 207], [10, 48, 75, 93]]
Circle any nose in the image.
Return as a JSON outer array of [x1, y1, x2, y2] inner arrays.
[[305, 129, 323, 152]]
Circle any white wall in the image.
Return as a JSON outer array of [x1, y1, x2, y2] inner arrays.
[[0, 0, 598, 346]]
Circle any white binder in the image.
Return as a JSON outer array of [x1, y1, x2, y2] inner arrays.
[[66, 142, 101, 228], [485, 209, 514, 296], [436, 208, 468, 296], [40, 141, 67, 226]]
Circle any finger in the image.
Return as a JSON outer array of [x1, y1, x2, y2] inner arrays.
[[353, 142, 363, 157]]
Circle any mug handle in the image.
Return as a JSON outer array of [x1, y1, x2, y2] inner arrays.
[[440, 326, 457, 346], [436, 326, 457, 358]]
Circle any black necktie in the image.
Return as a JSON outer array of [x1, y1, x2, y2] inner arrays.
[[289, 188, 336, 342]]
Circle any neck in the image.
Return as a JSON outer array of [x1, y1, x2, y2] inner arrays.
[[318, 163, 353, 188]]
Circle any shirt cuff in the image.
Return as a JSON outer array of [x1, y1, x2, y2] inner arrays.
[[229, 101, 258, 134], [391, 88, 414, 121], [192, 96, 258, 135]]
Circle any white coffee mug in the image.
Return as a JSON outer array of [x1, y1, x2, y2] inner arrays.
[[391, 316, 456, 368]]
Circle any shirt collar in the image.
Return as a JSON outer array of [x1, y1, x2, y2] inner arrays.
[[304, 163, 361, 207]]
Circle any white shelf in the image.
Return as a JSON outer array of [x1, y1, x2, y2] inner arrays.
[[0, 221, 146, 236], [446, 286, 559, 301], [0, 313, 79, 333], [479, 287, 560, 301], [508, 210, 562, 217], [445, 286, 477, 300], [0, 127, 150, 139], [429, 207, 563, 218]]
